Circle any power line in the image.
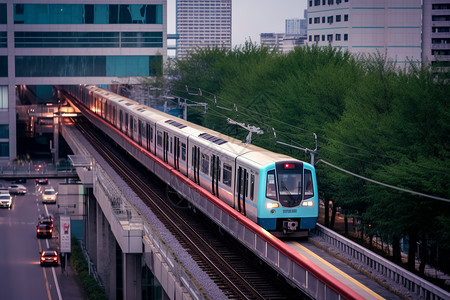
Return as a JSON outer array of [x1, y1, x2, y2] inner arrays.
[[316, 159, 450, 203]]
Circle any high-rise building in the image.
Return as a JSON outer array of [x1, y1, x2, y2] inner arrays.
[[176, 0, 232, 58], [0, 1, 167, 161], [286, 18, 307, 36], [307, 0, 423, 68], [422, 1, 450, 68]]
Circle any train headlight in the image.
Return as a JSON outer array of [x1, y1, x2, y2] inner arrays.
[[301, 200, 314, 207], [266, 202, 279, 209]]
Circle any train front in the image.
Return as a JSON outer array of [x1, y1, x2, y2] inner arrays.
[[258, 161, 318, 238]]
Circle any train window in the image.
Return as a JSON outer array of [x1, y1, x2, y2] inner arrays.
[[304, 169, 314, 199], [223, 164, 232, 187], [134, 119, 137, 133], [266, 171, 277, 200], [125, 113, 129, 132], [250, 174, 255, 200], [129, 116, 134, 133], [201, 153, 209, 175], [156, 131, 162, 146], [245, 171, 249, 198], [181, 143, 186, 161]]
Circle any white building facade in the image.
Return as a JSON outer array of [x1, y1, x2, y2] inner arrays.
[[0, 0, 167, 161], [176, 0, 231, 58], [307, 0, 423, 67]]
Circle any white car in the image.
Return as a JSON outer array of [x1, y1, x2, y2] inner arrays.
[[42, 188, 57, 204], [0, 193, 12, 208], [9, 184, 27, 195]]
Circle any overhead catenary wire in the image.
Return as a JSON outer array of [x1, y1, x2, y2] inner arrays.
[[163, 86, 449, 202], [316, 159, 450, 203]]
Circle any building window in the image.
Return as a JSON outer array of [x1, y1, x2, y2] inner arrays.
[[0, 125, 8, 138], [0, 4, 6, 24], [322, 16, 325, 23], [336, 34, 341, 41], [15, 55, 162, 77], [0, 57, 6, 77], [344, 33, 348, 41], [336, 15, 341, 22], [322, 35, 325, 41], [327, 16, 333, 23], [328, 0, 334, 4], [314, 0, 320, 6], [0, 32, 6, 48], [309, 18, 312, 24], [344, 14, 348, 21], [309, 35, 312, 41], [314, 35, 320, 42], [14, 4, 163, 24], [15, 32, 163, 48], [314, 17, 320, 23], [327, 34, 333, 42], [0, 86, 7, 109], [0, 142, 9, 157]]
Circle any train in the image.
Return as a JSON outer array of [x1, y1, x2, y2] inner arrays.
[[63, 85, 319, 237]]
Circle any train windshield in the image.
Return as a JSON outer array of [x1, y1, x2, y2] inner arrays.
[[277, 171, 302, 207], [266, 162, 307, 207]]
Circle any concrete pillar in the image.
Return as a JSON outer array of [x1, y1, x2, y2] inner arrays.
[[123, 253, 142, 300], [86, 189, 97, 264], [96, 202, 116, 300]]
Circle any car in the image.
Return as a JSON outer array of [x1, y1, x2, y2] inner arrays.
[[39, 215, 54, 228], [36, 222, 53, 238], [0, 192, 12, 208], [42, 188, 57, 204], [36, 178, 48, 184], [8, 184, 27, 195], [40, 249, 58, 266]]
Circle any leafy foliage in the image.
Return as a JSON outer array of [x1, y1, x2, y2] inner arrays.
[[169, 43, 450, 252]]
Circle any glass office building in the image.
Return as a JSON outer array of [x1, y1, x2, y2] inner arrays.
[[0, 1, 167, 161]]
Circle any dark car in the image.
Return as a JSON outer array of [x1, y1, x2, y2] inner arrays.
[[36, 178, 48, 185], [36, 222, 53, 238], [40, 249, 58, 266], [39, 215, 54, 228]]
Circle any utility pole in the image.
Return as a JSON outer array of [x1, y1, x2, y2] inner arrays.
[[227, 118, 264, 144], [273, 129, 317, 165], [177, 98, 208, 120]]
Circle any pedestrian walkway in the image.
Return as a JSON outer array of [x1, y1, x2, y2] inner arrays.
[[55, 259, 88, 300]]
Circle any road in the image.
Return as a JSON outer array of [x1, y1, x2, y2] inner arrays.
[[0, 178, 63, 300]]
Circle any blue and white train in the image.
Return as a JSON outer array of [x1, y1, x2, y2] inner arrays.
[[63, 85, 318, 237]]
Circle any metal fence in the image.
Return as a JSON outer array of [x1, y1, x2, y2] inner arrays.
[[313, 223, 450, 300]]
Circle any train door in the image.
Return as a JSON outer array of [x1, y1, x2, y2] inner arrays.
[[236, 166, 248, 215], [138, 120, 143, 146], [192, 145, 200, 184], [119, 110, 123, 131], [211, 155, 220, 198], [146, 123, 153, 153], [174, 136, 180, 171], [163, 131, 169, 163]]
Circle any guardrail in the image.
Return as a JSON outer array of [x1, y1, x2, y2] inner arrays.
[[313, 223, 450, 300], [0, 161, 77, 178]]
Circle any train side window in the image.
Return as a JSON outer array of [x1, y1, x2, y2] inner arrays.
[[245, 171, 249, 198], [266, 171, 277, 200], [125, 113, 129, 132], [181, 143, 186, 161], [156, 131, 162, 146], [170, 137, 172, 153], [201, 153, 209, 175], [150, 126, 153, 143], [250, 174, 255, 200], [304, 169, 314, 199], [129, 116, 134, 133], [223, 163, 232, 187]]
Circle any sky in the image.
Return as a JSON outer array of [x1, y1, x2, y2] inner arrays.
[[167, 0, 308, 47]]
